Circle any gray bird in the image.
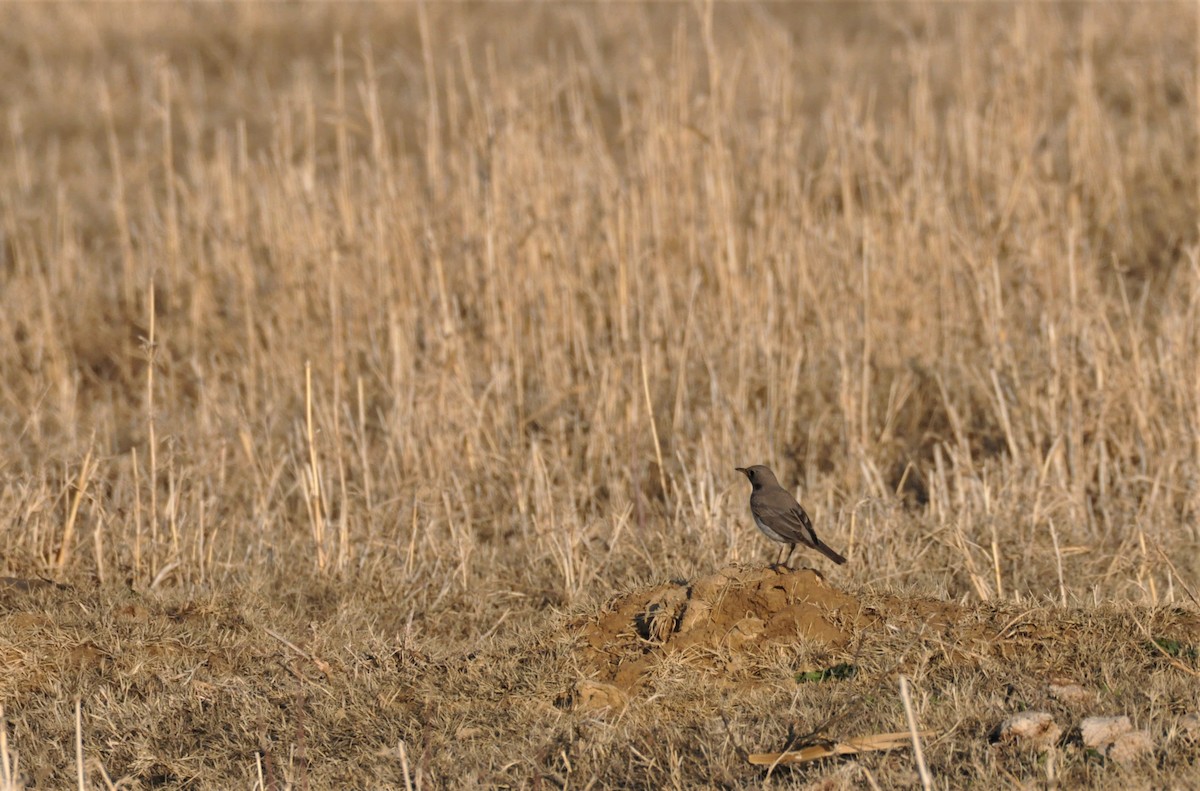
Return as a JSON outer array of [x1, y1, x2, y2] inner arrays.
[[735, 465, 847, 567]]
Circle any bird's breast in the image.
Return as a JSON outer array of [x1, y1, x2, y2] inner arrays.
[[752, 514, 791, 543]]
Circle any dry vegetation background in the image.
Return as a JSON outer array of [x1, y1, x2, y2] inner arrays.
[[0, 3, 1198, 789]]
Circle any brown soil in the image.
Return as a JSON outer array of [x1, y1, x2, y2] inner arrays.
[[570, 565, 1200, 709], [576, 567, 860, 692], [573, 565, 979, 695]]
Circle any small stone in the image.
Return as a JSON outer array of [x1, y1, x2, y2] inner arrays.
[[995, 711, 1062, 749], [1048, 678, 1095, 707], [1106, 730, 1154, 764], [1180, 712, 1200, 737], [1080, 715, 1132, 750]]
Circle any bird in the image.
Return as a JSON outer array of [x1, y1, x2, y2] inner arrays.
[[734, 465, 847, 568]]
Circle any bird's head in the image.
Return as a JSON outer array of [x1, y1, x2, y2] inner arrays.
[[735, 465, 778, 490]]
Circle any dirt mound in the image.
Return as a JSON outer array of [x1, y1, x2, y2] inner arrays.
[[574, 565, 865, 692]]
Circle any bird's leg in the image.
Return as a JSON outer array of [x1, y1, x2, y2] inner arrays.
[[781, 544, 796, 570]]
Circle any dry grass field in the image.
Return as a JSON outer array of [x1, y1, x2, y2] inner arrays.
[[0, 3, 1198, 788]]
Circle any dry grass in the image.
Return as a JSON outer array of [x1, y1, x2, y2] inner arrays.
[[0, 3, 1198, 788]]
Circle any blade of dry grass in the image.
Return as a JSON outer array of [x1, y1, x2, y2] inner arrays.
[[900, 676, 933, 791], [748, 730, 936, 766]]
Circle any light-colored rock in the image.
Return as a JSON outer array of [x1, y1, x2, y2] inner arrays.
[[1080, 715, 1132, 750], [1181, 712, 1200, 737], [996, 711, 1062, 749], [1048, 678, 1095, 707], [1106, 730, 1154, 764]]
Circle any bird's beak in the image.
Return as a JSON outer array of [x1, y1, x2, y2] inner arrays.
[[734, 467, 747, 475]]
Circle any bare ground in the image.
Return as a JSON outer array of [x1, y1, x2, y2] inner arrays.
[[1, 563, 1197, 788]]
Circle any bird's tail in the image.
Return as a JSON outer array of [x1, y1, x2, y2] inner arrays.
[[815, 541, 848, 565]]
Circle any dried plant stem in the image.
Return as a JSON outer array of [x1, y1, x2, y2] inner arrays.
[[0, 705, 12, 791], [56, 440, 95, 570], [305, 361, 328, 571], [74, 698, 84, 791], [641, 354, 669, 513], [900, 676, 932, 791], [399, 740, 414, 791], [146, 279, 159, 578], [1049, 519, 1067, 606]]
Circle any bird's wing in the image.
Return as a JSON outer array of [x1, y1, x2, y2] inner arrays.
[[753, 501, 821, 546]]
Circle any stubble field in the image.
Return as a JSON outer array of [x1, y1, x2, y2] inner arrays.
[[0, 4, 1198, 789]]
